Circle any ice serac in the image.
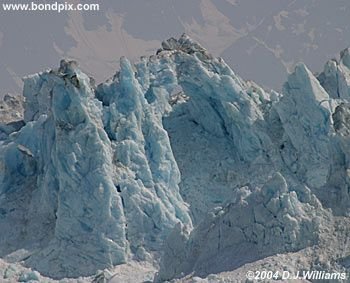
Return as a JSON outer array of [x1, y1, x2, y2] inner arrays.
[[0, 59, 191, 278], [318, 48, 350, 100], [276, 63, 332, 188], [171, 35, 267, 162], [271, 58, 350, 215], [99, 57, 191, 256], [151, 35, 277, 222], [0, 61, 128, 277]]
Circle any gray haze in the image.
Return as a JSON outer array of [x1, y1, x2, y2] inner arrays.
[[0, 0, 349, 97]]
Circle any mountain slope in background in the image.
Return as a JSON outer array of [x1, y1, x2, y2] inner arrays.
[[0, 35, 349, 282], [1, 0, 350, 96]]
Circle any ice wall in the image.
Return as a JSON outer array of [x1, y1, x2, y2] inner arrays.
[[0, 35, 349, 281]]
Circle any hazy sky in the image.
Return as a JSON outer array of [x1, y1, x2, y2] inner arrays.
[[0, 0, 349, 97]]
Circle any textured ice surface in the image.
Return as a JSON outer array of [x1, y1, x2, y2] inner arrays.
[[0, 35, 349, 282], [153, 36, 350, 282], [0, 57, 191, 278], [155, 173, 331, 281]]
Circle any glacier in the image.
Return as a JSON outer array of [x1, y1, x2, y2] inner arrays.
[[0, 55, 192, 278], [0, 34, 349, 282]]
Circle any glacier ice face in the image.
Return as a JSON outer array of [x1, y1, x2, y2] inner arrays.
[[271, 58, 350, 215], [24, 63, 128, 276], [153, 37, 350, 281], [1, 63, 128, 277], [155, 36, 350, 222], [155, 35, 278, 222], [99, 57, 192, 255], [0, 58, 191, 278], [0, 35, 350, 281], [171, 36, 268, 163]]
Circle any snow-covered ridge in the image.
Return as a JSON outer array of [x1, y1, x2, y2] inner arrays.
[[0, 34, 349, 282]]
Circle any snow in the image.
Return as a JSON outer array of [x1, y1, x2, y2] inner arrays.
[[0, 34, 349, 282]]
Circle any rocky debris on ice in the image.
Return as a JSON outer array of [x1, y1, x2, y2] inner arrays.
[[0, 93, 24, 140], [0, 93, 23, 124]]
